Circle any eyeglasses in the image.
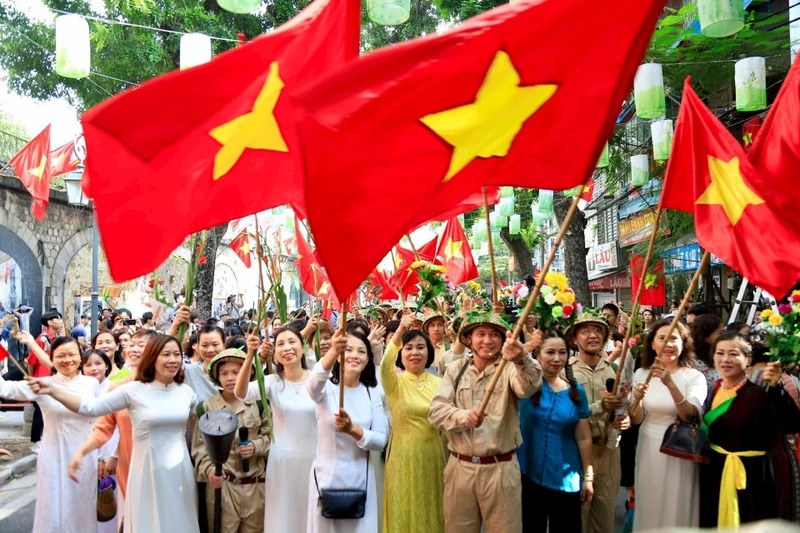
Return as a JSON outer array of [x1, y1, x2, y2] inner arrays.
[[577, 327, 604, 337]]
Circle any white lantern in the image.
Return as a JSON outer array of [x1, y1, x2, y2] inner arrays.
[[217, 0, 262, 13], [509, 214, 521, 235], [634, 63, 666, 119], [735, 57, 767, 112], [489, 212, 499, 230], [651, 120, 674, 161], [366, 0, 410, 26], [698, 0, 744, 38], [498, 197, 515, 217], [631, 155, 650, 187], [537, 190, 554, 216], [180, 33, 212, 70], [55, 15, 90, 79]]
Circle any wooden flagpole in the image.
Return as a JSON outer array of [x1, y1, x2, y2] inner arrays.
[[478, 192, 582, 414], [338, 301, 349, 410], [405, 234, 422, 261], [597, 205, 663, 454]]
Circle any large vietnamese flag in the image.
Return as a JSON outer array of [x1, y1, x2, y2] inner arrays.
[[9, 125, 52, 220], [661, 78, 800, 298], [296, 0, 665, 298], [81, 0, 360, 282]]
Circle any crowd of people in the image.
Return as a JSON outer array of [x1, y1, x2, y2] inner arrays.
[[0, 292, 799, 533]]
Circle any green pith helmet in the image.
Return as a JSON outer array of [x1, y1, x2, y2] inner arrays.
[[564, 310, 610, 349], [207, 348, 254, 388], [458, 311, 511, 347], [422, 314, 446, 334]]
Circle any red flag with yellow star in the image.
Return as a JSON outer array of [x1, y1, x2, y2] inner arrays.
[[296, 0, 665, 298], [9, 125, 51, 220], [229, 231, 252, 268], [436, 217, 478, 285], [81, 0, 360, 282], [49, 141, 79, 177], [367, 267, 400, 301], [294, 218, 331, 295], [661, 78, 800, 297], [630, 255, 665, 306], [392, 245, 421, 297]]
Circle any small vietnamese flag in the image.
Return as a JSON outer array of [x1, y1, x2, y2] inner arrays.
[[49, 141, 80, 177], [436, 217, 478, 285], [229, 231, 252, 268], [630, 255, 665, 306], [9, 125, 52, 220]]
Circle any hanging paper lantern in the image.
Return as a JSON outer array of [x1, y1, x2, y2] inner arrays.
[[533, 211, 550, 226], [597, 142, 610, 168], [497, 214, 509, 228], [650, 120, 674, 161], [631, 155, 650, 187], [217, 0, 262, 14], [735, 57, 767, 112], [272, 206, 284, 215], [537, 190, 554, 216], [284, 212, 294, 228], [509, 214, 521, 235], [366, 0, 410, 26], [697, 0, 744, 38], [633, 63, 666, 119], [500, 186, 515, 197], [498, 197, 515, 217], [180, 33, 212, 70], [55, 15, 91, 79], [480, 242, 489, 255], [489, 212, 500, 230], [472, 221, 484, 240]]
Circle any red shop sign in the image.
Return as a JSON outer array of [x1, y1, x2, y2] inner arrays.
[[588, 271, 631, 290]]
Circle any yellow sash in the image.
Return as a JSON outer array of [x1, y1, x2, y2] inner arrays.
[[710, 444, 766, 528]]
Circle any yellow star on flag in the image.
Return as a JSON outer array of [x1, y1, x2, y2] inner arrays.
[[420, 50, 557, 182], [319, 281, 331, 295], [442, 238, 463, 261], [209, 61, 288, 181], [28, 155, 47, 182], [238, 240, 251, 256], [696, 156, 764, 226]]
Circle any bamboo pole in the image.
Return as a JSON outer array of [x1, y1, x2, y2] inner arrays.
[[405, 234, 421, 261], [338, 301, 349, 410], [389, 248, 407, 310], [483, 187, 499, 307], [597, 205, 663, 454], [478, 192, 582, 414]]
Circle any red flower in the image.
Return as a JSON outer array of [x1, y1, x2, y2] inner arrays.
[[792, 293, 800, 303], [562, 304, 574, 317], [198, 256, 208, 265], [195, 245, 202, 254], [148, 279, 155, 288]]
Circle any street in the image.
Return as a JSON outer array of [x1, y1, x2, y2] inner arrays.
[[0, 469, 35, 532]]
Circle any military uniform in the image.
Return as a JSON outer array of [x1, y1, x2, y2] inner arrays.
[[429, 345, 541, 533], [192, 394, 270, 533], [569, 355, 621, 533]]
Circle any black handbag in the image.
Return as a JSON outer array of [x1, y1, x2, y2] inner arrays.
[[313, 389, 372, 520], [659, 415, 711, 464]]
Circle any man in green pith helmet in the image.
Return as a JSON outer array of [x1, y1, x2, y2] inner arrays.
[[192, 349, 270, 533], [429, 311, 543, 533], [566, 311, 630, 533]]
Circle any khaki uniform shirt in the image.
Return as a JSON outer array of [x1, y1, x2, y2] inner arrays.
[[435, 348, 467, 377], [429, 355, 542, 457], [568, 355, 617, 438], [192, 394, 270, 481]]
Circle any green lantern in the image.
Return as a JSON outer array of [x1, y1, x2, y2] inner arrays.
[[735, 57, 767, 112], [489, 212, 500, 230], [55, 15, 90, 79], [284, 212, 294, 228], [634, 63, 666, 119], [500, 186, 515, 197], [272, 206, 284, 215], [533, 211, 550, 226], [366, 0, 410, 26], [597, 142, 610, 168], [498, 197, 515, 217], [537, 190, 554, 216], [509, 214, 521, 235], [497, 214, 508, 228], [217, 0, 262, 13], [651, 120, 673, 161], [491, 231, 501, 242], [697, 0, 744, 38], [631, 155, 650, 187]]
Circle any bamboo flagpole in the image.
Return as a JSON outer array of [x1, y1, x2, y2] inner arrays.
[[252, 216, 274, 441], [405, 234, 422, 261], [478, 192, 583, 414], [597, 205, 663, 454], [389, 248, 407, 310], [483, 187, 500, 307], [338, 301, 349, 410], [643, 251, 710, 386]]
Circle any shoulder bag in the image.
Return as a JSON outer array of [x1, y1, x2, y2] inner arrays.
[[660, 415, 710, 464]]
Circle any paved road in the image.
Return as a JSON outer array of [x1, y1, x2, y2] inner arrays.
[[0, 470, 36, 532]]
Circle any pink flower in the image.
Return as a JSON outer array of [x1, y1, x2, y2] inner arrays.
[[779, 303, 793, 315]]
